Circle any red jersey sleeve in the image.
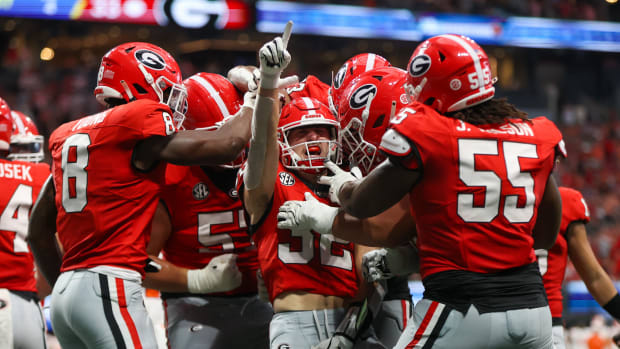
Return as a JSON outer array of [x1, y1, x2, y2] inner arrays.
[[138, 100, 178, 138], [379, 103, 437, 170], [559, 187, 591, 236], [286, 75, 330, 106]]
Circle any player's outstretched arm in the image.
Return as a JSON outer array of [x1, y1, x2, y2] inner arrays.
[[133, 105, 254, 170], [567, 221, 620, 321], [278, 192, 415, 246], [322, 159, 419, 219], [27, 176, 62, 286], [243, 22, 294, 224], [532, 175, 562, 250]]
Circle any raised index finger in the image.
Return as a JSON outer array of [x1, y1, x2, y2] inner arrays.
[[282, 20, 293, 49]]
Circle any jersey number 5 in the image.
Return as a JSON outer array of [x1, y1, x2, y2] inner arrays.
[[61, 133, 91, 213], [457, 139, 538, 223]]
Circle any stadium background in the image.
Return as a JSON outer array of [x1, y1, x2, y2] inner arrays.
[[0, 0, 618, 348]]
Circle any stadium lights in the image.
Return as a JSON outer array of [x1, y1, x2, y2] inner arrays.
[[40, 47, 54, 61]]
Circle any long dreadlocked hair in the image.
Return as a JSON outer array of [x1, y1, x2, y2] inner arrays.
[[444, 98, 529, 126]]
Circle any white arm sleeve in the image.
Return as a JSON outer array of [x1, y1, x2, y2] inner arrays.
[[244, 95, 275, 190]]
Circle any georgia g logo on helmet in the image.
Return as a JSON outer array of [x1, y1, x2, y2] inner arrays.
[[333, 63, 348, 89], [349, 84, 377, 109], [408, 54, 431, 77], [135, 49, 166, 70]]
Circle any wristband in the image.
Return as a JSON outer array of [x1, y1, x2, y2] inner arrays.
[[603, 293, 620, 320]]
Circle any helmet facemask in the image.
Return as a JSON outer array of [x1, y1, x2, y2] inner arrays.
[[279, 123, 342, 174], [138, 63, 188, 129], [8, 134, 44, 162]]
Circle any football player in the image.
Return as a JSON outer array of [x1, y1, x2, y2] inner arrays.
[[0, 101, 51, 349], [27, 42, 254, 349], [536, 186, 620, 348], [328, 53, 391, 117], [336, 66, 416, 349], [280, 34, 564, 348], [238, 28, 383, 349], [280, 66, 419, 349], [143, 72, 272, 349]]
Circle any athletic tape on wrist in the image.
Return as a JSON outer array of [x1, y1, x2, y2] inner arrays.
[[603, 293, 620, 320]]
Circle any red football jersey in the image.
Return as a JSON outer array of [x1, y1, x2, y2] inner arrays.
[[541, 187, 590, 318], [238, 162, 358, 302], [380, 103, 564, 279], [49, 99, 177, 276], [160, 164, 258, 295], [286, 75, 330, 107], [0, 159, 50, 291]]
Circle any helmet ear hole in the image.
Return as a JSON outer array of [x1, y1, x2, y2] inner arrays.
[[104, 98, 126, 107], [133, 83, 148, 94], [423, 97, 435, 106], [438, 51, 446, 62], [372, 114, 385, 128]]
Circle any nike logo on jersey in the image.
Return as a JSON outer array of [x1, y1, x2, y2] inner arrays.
[[0, 163, 32, 181]]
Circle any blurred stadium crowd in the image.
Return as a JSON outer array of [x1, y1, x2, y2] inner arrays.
[[298, 0, 617, 21]]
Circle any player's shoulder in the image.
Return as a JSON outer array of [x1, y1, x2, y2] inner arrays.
[[559, 186, 590, 223], [389, 102, 448, 134], [110, 99, 171, 125], [304, 74, 328, 87], [559, 186, 584, 203], [529, 116, 562, 140]]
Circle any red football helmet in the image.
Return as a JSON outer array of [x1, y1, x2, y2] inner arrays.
[[406, 34, 496, 114], [8, 110, 44, 162], [184, 73, 245, 168], [278, 97, 341, 174], [94, 42, 187, 128], [183, 73, 242, 131], [0, 98, 11, 152], [329, 53, 391, 116], [338, 67, 409, 175]]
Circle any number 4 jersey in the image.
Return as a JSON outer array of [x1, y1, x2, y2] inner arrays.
[[49, 99, 177, 277], [0, 158, 50, 292], [380, 103, 566, 279]]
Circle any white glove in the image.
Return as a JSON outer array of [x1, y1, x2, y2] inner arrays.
[[277, 192, 341, 234], [187, 253, 242, 294], [242, 89, 257, 110], [317, 161, 362, 205], [311, 334, 353, 349], [228, 66, 260, 93], [362, 246, 419, 282], [258, 21, 297, 89]]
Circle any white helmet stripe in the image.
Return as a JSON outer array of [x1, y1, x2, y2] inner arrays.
[[365, 53, 376, 71], [301, 97, 317, 115], [439, 34, 485, 92], [190, 75, 231, 118], [11, 111, 25, 134]]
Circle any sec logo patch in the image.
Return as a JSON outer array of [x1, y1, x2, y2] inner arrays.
[[279, 172, 295, 186], [192, 182, 209, 200]]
